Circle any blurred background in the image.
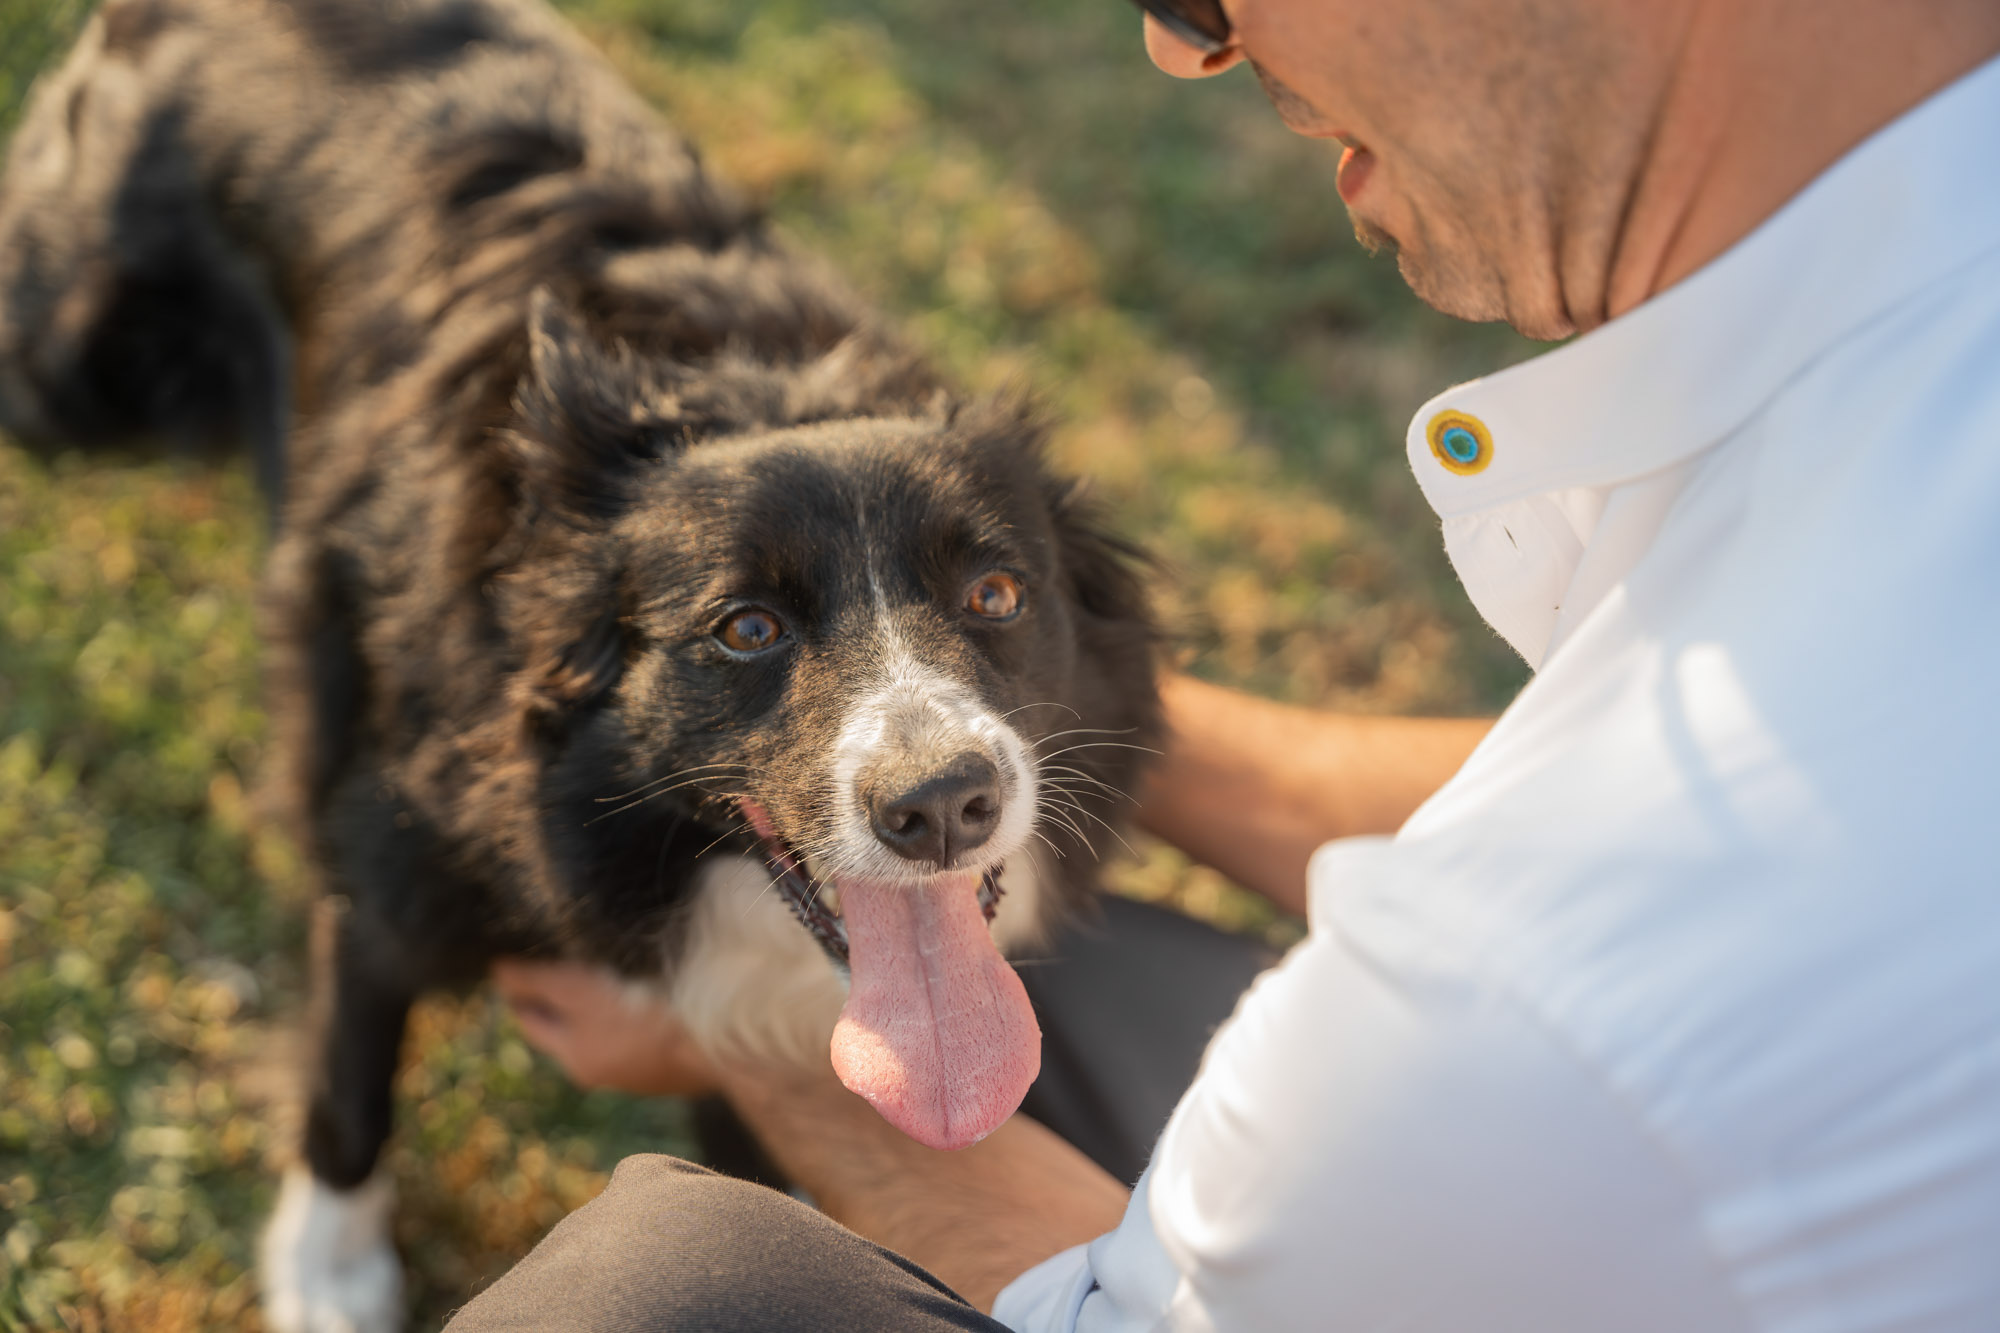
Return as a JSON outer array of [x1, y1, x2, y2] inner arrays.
[[0, 0, 1533, 1327]]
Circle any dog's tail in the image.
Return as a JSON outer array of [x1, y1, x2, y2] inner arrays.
[[0, 0, 290, 498]]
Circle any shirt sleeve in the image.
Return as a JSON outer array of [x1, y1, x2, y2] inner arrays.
[[993, 839, 1750, 1333]]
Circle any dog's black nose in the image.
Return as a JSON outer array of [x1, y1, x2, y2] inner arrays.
[[866, 755, 1002, 866]]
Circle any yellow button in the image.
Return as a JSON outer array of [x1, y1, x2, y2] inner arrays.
[[1427, 410, 1493, 476]]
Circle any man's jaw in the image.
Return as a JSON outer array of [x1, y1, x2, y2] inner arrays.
[[1242, 58, 1384, 213]]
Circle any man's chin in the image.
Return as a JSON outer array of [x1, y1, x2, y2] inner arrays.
[[1349, 208, 1577, 341], [1351, 213, 1400, 259]]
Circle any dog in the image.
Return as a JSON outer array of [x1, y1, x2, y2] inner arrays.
[[0, 2, 1160, 1329]]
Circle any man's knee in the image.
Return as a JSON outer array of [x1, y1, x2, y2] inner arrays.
[[448, 1155, 796, 1329], [448, 1154, 997, 1332]]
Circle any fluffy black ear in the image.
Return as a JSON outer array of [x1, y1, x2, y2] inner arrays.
[[510, 288, 691, 525], [1048, 473, 1154, 626], [954, 394, 1155, 628]]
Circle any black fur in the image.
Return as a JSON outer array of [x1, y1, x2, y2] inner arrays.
[[0, 0, 1159, 1195]]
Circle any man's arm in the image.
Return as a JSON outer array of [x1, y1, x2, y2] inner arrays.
[[718, 1061, 1130, 1314], [706, 662, 1497, 1312], [490, 958, 1125, 1312], [1137, 674, 1492, 914], [492, 678, 1494, 1312]]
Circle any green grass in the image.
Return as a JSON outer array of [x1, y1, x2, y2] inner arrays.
[[0, 0, 90, 142], [0, 2, 1533, 1328]]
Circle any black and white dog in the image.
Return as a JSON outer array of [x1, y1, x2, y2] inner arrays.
[[0, 2, 1158, 1328]]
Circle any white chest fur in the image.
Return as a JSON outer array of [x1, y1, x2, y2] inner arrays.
[[664, 846, 1048, 1067]]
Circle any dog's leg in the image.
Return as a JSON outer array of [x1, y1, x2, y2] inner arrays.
[[260, 1165, 401, 1333], [262, 895, 411, 1333]]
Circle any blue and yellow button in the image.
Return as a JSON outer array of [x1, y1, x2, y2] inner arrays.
[[1426, 410, 1493, 476]]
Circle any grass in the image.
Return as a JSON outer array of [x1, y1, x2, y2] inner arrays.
[[0, 1, 1534, 1328]]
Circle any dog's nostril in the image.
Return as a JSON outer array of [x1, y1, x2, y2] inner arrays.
[[866, 755, 1002, 866]]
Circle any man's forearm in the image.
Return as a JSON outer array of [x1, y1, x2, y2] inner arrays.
[[720, 1062, 1129, 1313], [667, 678, 1492, 1312], [1139, 675, 1493, 915]]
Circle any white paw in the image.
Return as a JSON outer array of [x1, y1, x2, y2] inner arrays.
[[259, 1166, 405, 1333]]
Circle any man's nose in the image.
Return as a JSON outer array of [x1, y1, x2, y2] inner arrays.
[[864, 754, 1002, 867], [1143, 11, 1245, 78]]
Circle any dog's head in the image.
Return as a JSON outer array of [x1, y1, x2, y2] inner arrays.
[[499, 293, 1158, 1145]]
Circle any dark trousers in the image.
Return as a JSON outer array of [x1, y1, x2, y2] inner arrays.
[[448, 896, 1276, 1331]]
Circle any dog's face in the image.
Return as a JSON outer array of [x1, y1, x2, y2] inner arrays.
[[534, 407, 1155, 916], [627, 422, 1058, 883], [608, 414, 1143, 897], [499, 303, 1156, 1145]]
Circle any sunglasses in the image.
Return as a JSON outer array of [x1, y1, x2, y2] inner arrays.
[[1127, 0, 1232, 55]]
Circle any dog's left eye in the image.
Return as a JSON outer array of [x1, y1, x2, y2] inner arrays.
[[716, 608, 787, 654], [965, 572, 1024, 621]]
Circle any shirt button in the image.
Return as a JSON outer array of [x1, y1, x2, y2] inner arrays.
[[1427, 410, 1493, 475]]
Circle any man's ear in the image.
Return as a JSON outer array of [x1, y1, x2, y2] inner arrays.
[[510, 287, 698, 525]]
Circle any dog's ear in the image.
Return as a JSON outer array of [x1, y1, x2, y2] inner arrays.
[[948, 393, 1152, 624], [516, 590, 630, 749], [958, 392, 1155, 626], [1048, 473, 1154, 625], [511, 288, 696, 524]]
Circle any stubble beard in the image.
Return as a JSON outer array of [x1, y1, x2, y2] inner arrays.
[[1350, 212, 1399, 259], [1248, 54, 1561, 334], [1246, 57, 1506, 326]]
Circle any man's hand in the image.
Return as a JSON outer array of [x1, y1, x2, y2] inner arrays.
[[718, 1058, 1131, 1313], [491, 958, 719, 1098], [494, 957, 1126, 1311]]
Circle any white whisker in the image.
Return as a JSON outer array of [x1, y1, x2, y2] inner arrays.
[[1035, 740, 1164, 762], [595, 762, 755, 803], [586, 774, 751, 826], [1000, 700, 1082, 724], [1028, 725, 1139, 753], [1044, 794, 1140, 860]]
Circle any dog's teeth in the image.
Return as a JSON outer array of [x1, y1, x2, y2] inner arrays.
[[819, 884, 841, 916]]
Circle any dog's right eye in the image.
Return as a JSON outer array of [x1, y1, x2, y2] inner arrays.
[[716, 608, 787, 655]]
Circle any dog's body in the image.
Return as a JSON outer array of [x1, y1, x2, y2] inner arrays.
[[0, 3, 1158, 1328]]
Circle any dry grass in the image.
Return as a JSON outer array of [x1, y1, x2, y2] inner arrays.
[[0, 2, 1532, 1328]]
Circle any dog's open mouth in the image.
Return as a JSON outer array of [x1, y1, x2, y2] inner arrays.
[[756, 834, 1005, 968], [740, 801, 1040, 1151]]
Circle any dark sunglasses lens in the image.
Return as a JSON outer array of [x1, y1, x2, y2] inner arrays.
[[1132, 0, 1231, 53]]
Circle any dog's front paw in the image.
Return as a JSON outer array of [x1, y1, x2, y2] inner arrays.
[[259, 1166, 404, 1333]]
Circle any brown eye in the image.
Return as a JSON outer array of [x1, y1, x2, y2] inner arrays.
[[965, 572, 1023, 621], [717, 608, 785, 654]]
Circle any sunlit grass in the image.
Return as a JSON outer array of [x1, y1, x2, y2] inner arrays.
[[0, 2, 1530, 1328]]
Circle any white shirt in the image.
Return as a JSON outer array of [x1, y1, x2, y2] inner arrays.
[[995, 54, 2000, 1333]]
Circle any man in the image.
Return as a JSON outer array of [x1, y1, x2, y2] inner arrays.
[[460, 0, 2000, 1327]]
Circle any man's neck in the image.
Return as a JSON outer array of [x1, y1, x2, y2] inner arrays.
[[1601, 0, 2000, 325]]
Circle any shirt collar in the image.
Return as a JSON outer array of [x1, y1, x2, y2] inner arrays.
[[1406, 53, 2000, 522]]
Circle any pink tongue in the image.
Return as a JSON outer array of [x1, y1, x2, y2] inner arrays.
[[830, 873, 1041, 1151]]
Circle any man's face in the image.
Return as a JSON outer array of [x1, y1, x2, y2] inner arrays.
[[1150, 0, 1675, 339]]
